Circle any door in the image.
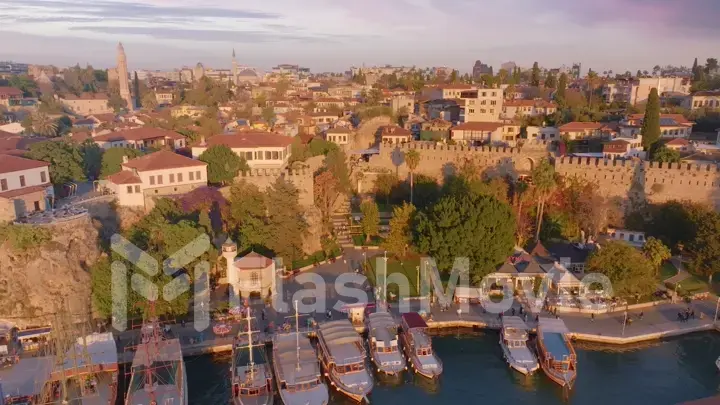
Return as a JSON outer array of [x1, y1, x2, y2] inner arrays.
[[33, 201, 41, 211]]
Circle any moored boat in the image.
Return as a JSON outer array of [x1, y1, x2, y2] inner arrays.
[[499, 316, 539, 375], [535, 318, 577, 388], [231, 310, 273, 405], [366, 312, 405, 375], [400, 313, 442, 379], [317, 319, 373, 402]]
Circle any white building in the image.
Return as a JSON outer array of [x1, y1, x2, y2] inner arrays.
[[93, 128, 187, 150], [191, 132, 293, 170], [221, 239, 276, 299], [103, 150, 207, 209], [0, 155, 53, 222]]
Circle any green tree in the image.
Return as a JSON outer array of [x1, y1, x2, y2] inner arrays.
[[360, 200, 380, 243], [531, 62, 540, 87], [31, 112, 58, 137], [531, 158, 556, 241], [693, 57, 702, 82], [142, 92, 158, 110], [25, 141, 86, 185], [414, 192, 515, 282], [686, 209, 720, 284], [324, 148, 350, 192], [382, 202, 415, 257], [265, 177, 307, 262], [107, 90, 128, 112], [374, 173, 399, 206], [651, 145, 681, 163], [405, 149, 421, 204], [199, 145, 249, 184], [227, 181, 268, 251], [641, 87, 661, 151], [314, 170, 340, 231], [261, 106, 276, 124], [55, 115, 73, 136], [555, 73, 567, 106], [80, 139, 103, 180], [642, 236, 671, 274], [449, 70, 458, 83], [545, 71, 557, 89], [90, 258, 113, 318], [133, 71, 140, 109], [100, 147, 144, 178], [586, 241, 657, 298]]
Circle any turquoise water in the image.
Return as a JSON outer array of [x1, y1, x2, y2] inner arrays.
[[120, 331, 720, 404]]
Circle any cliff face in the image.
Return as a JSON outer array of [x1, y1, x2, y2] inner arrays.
[[0, 217, 101, 327]]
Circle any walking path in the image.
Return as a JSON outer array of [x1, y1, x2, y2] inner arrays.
[[667, 256, 691, 285]]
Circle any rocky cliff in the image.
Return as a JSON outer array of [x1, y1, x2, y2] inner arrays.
[[0, 216, 102, 327]]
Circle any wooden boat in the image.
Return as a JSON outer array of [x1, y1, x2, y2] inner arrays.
[[400, 313, 442, 379], [317, 319, 373, 402], [231, 310, 273, 405], [272, 305, 328, 405], [535, 318, 577, 388], [499, 316, 539, 375], [366, 312, 406, 375]]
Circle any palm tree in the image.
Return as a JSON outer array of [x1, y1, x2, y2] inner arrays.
[[514, 180, 530, 244], [586, 70, 598, 108], [531, 159, 556, 241], [405, 149, 421, 204], [31, 112, 58, 137]]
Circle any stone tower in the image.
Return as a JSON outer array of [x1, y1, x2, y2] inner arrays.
[[116, 42, 133, 110], [231, 49, 238, 86], [221, 237, 238, 300]]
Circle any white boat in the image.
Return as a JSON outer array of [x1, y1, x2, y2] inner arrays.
[[366, 312, 406, 375], [715, 356, 720, 371], [231, 310, 273, 405], [499, 316, 539, 375], [272, 304, 328, 405], [400, 313, 442, 379], [317, 319, 374, 402]]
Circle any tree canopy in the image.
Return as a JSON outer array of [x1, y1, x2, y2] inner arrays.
[[360, 200, 380, 243], [651, 145, 681, 163], [641, 88, 661, 151], [586, 241, 656, 298], [26, 140, 86, 185], [382, 202, 415, 257], [199, 145, 249, 184], [264, 178, 307, 263], [100, 147, 144, 178]]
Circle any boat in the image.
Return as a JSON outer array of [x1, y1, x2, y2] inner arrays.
[[399, 313, 442, 379], [366, 312, 406, 375], [317, 319, 373, 402], [0, 356, 56, 404], [499, 316, 539, 375], [716, 356, 720, 371], [535, 317, 577, 388], [231, 309, 273, 405], [272, 304, 328, 405], [124, 318, 187, 405]]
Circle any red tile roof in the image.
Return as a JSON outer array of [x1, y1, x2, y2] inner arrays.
[[0, 87, 23, 97], [451, 122, 504, 132], [123, 150, 206, 172], [0, 155, 49, 174], [381, 125, 411, 136], [627, 113, 692, 125], [326, 127, 352, 134], [93, 128, 185, 142], [106, 171, 142, 184], [666, 138, 690, 146], [62, 92, 109, 101], [558, 122, 604, 131], [233, 252, 273, 270], [203, 132, 294, 149], [89, 113, 117, 123], [0, 184, 49, 199]]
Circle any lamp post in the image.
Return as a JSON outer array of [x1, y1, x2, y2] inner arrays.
[[714, 297, 720, 323], [416, 265, 420, 298], [622, 310, 628, 337], [382, 251, 388, 307]]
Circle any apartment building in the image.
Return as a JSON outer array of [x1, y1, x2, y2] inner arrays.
[[502, 99, 557, 119], [191, 132, 293, 169], [460, 88, 504, 122], [450, 122, 506, 145], [391, 95, 415, 114], [421, 84, 476, 100], [93, 128, 187, 150], [630, 77, 691, 105], [0, 155, 53, 221], [104, 151, 207, 208], [684, 90, 720, 110], [619, 114, 693, 138]]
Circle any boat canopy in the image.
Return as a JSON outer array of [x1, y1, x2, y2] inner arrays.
[[538, 318, 570, 334], [58, 332, 118, 372], [368, 312, 398, 348], [0, 356, 53, 399], [273, 333, 320, 385], [401, 312, 428, 330], [318, 320, 364, 365]]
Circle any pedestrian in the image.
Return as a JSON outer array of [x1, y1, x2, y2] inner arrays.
[[261, 309, 266, 321], [591, 313, 595, 323], [639, 311, 644, 320], [519, 306, 523, 315], [691, 310, 695, 319], [497, 312, 502, 320], [457, 308, 462, 318], [535, 315, 539, 323], [511, 307, 516, 316]]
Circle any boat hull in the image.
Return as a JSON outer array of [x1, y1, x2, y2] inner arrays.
[[539, 363, 576, 388], [369, 352, 405, 376], [400, 333, 442, 379], [499, 338, 539, 375], [233, 394, 274, 405]]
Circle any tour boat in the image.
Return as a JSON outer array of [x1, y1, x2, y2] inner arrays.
[[231, 310, 273, 405], [400, 313, 443, 379], [366, 312, 406, 375], [125, 318, 188, 405], [535, 318, 577, 388], [272, 305, 328, 405], [499, 316, 539, 375], [317, 319, 373, 402]]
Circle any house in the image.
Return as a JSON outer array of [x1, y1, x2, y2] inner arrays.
[[459, 88, 504, 122], [191, 132, 294, 170], [602, 228, 646, 247], [620, 114, 693, 138], [170, 105, 207, 119], [325, 127, 351, 145], [558, 122, 608, 140], [629, 77, 691, 105], [486, 251, 548, 292], [380, 125, 412, 145], [602, 139, 646, 160], [93, 128, 187, 150], [391, 95, 415, 114], [501, 99, 557, 119], [60, 93, 113, 116], [87, 113, 118, 128], [526, 126, 559, 141], [315, 97, 345, 109], [0, 87, 24, 108], [546, 242, 595, 274], [450, 122, 504, 145], [103, 150, 207, 208], [308, 111, 338, 126], [221, 240, 276, 298], [664, 138, 691, 152], [422, 99, 463, 122], [155, 90, 173, 105], [0, 155, 53, 222], [685, 90, 720, 110]]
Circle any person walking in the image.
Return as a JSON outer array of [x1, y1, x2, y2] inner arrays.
[[639, 311, 644, 320], [511, 307, 516, 316], [591, 313, 595, 323]]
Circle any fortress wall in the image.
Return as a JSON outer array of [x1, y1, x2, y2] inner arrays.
[[235, 167, 314, 207]]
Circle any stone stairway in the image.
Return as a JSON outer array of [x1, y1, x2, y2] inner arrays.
[[332, 197, 353, 248]]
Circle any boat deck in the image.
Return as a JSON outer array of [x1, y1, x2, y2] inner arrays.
[[544, 332, 571, 359], [318, 320, 364, 366], [273, 333, 321, 385]]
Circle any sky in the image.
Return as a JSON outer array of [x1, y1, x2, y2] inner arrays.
[[0, 0, 718, 73]]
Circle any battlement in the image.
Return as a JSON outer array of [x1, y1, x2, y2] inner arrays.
[[240, 167, 311, 178], [556, 156, 720, 173], [645, 161, 720, 172], [381, 141, 521, 155], [556, 156, 639, 168]]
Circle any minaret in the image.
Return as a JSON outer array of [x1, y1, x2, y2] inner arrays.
[[116, 42, 133, 110], [231, 49, 238, 86], [221, 237, 238, 302]]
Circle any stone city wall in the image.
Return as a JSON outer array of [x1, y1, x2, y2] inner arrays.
[[234, 167, 315, 207]]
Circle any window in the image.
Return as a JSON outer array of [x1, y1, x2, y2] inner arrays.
[[19, 175, 25, 187], [41, 171, 47, 183], [265, 151, 272, 160], [149, 176, 155, 185], [469, 108, 475, 114], [169, 174, 175, 183], [189, 171, 194, 181], [196, 171, 201, 180], [482, 92, 486, 97], [490, 100, 497, 106], [157, 175, 163, 185], [246, 152, 253, 160], [127, 186, 133, 193], [134, 185, 140, 193], [178, 173, 183, 182], [272, 151, 279, 160], [251, 272, 260, 286]]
